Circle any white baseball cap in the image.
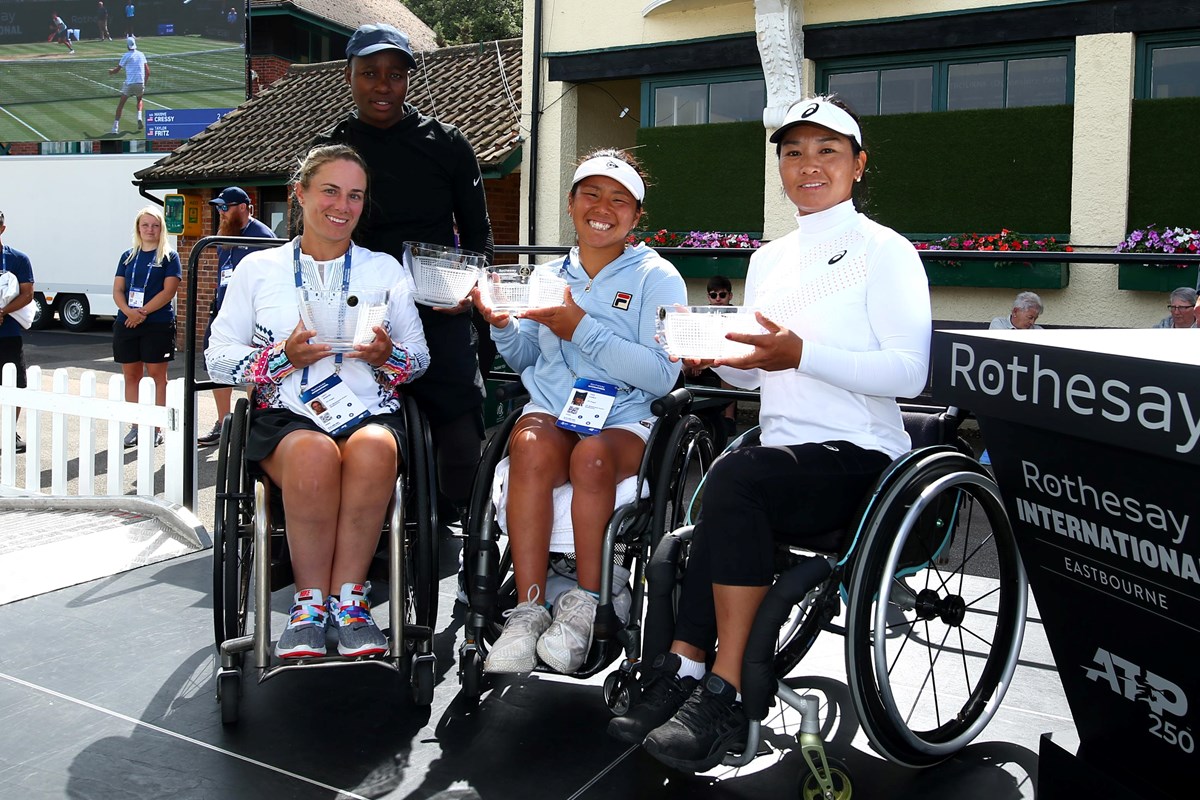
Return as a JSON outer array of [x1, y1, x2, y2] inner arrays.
[[571, 156, 645, 202], [126, 35, 136, 50], [769, 97, 862, 147]]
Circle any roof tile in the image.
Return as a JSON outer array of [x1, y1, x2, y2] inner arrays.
[[136, 39, 522, 187]]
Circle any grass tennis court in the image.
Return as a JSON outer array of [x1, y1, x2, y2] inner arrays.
[[0, 35, 247, 143]]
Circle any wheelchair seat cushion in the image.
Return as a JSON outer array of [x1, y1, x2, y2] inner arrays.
[[491, 456, 649, 553]]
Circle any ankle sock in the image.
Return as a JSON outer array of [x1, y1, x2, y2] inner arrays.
[[580, 587, 601, 600], [675, 654, 705, 681]]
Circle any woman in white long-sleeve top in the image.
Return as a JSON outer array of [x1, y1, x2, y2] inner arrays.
[[471, 148, 687, 676], [206, 143, 429, 661], [608, 96, 932, 773]]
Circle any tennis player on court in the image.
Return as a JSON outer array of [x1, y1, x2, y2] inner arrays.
[[51, 14, 76, 54], [108, 35, 148, 134]]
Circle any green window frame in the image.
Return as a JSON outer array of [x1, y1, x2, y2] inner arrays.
[[1136, 31, 1200, 99], [818, 42, 1074, 116], [641, 69, 767, 127]]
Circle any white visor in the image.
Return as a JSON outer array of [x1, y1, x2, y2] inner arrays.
[[769, 98, 862, 147], [571, 156, 645, 203]]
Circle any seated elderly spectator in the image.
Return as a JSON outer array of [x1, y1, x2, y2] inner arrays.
[[990, 291, 1043, 330], [1151, 287, 1197, 329]]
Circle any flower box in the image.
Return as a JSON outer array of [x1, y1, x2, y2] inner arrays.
[[923, 260, 1070, 289], [1116, 263, 1199, 293]]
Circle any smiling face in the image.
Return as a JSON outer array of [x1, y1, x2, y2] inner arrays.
[[137, 212, 161, 248], [346, 51, 411, 129], [295, 157, 367, 252], [567, 175, 642, 255], [777, 122, 866, 216]]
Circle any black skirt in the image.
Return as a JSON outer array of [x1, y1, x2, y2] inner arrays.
[[245, 407, 409, 467]]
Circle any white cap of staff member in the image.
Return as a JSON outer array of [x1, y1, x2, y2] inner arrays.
[[570, 156, 646, 203], [768, 96, 863, 148], [126, 35, 136, 49]]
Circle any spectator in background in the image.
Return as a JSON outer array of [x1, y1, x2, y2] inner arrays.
[[989, 291, 1043, 330], [314, 23, 494, 523], [124, 2, 134, 37], [96, 2, 111, 41], [1152, 287, 1196, 329], [197, 187, 275, 447], [112, 206, 181, 448], [0, 210, 36, 454]]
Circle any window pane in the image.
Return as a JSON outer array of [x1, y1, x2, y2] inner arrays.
[[880, 66, 933, 114], [828, 71, 879, 116], [948, 61, 1004, 110], [1151, 45, 1200, 98], [710, 79, 766, 123], [655, 84, 706, 126], [1007, 56, 1067, 107]]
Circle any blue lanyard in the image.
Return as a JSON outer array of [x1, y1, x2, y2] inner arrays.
[[293, 238, 352, 385], [129, 249, 154, 296]]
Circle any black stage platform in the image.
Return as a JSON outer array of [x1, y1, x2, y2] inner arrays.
[[0, 523, 1074, 800]]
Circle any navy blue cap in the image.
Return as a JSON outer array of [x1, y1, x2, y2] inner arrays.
[[210, 187, 250, 210], [346, 23, 416, 68]]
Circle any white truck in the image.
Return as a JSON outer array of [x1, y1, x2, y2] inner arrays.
[[0, 154, 174, 331]]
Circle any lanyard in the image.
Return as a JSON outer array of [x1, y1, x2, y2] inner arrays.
[[129, 249, 154, 296], [293, 238, 352, 386]]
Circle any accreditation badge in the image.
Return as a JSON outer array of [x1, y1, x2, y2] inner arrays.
[[299, 374, 371, 436], [555, 378, 618, 436]]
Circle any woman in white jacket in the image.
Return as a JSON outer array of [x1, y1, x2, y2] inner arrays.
[[609, 97, 932, 773], [206, 144, 429, 660]]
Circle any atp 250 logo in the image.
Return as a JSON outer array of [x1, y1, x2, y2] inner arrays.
[[1084, 647, 1193, 753]]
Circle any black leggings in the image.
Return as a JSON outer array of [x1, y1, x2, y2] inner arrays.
[[674, 441, 891, 652], [430, 410, 484, 510]]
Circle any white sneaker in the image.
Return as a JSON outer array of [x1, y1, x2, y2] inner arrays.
[[111, 122, 119, 134], [484, 587, 551, 674], [536, 587, 598, 674], [123, 426, 138, 448]]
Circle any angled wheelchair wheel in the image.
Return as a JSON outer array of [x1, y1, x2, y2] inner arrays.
[[213, 399, 252, 651], [773, 577, 840, 678], [845, 451, 1027, 767]]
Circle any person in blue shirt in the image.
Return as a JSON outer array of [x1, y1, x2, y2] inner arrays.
[[112, 205, 181, 447], [471, 148, 686, 675], [0, 210, 36, 454], [197, 186, 276, 446]]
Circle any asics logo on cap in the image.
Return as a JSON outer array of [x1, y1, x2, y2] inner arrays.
[[605, 160, 620, 170], [801, 102, 820, 118]]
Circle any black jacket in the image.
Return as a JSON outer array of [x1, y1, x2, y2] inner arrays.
[[315, 107, 494, 424]]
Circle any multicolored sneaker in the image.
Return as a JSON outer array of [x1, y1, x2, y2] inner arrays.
[[275, 588, 328, 659], [329, 582, 388, 657]]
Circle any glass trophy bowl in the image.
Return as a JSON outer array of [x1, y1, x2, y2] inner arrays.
[[479, 264, 569, 312], [404, 241, 486, 307], [298, 285, 390, 353], [656, 305, 764, 360]]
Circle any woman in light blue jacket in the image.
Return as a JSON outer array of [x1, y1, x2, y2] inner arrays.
[[472, 148, 686, 675]]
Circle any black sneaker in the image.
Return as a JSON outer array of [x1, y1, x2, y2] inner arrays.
[[197, 423, 222, 447], [643, 673, 749, 773], [607, 653, 698, 745], [13, 433, 25, 454]]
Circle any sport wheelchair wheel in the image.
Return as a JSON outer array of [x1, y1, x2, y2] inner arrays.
[[213, 398, 252, 652], [845, 450, 1027, 767]]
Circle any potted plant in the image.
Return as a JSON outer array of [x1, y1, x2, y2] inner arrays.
[[1114, 224, 1200, 292], [912, 230, 1073, 289], [628, 230, 762, 278]]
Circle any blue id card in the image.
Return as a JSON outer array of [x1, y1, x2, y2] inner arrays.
[[299, 374, 371, 436], [555, 378, 618, 436]]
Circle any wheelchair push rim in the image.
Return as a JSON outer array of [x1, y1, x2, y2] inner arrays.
[[846, 460, 1027, 767]]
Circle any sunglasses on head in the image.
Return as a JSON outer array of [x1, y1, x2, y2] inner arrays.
[[708, 290, 729, 300]]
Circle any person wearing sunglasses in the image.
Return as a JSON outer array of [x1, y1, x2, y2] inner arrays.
[[1151, 287, 1197, 329], [683, 275, 738, 440], [705, 276, 732, 306]]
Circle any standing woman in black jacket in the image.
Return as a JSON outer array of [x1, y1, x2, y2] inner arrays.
[[313, 23, 494, 519]]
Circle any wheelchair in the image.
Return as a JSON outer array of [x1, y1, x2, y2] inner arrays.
[[456, 386, 715, 705], [635, 404, 1028, 798], [211, 395, 440, 725]]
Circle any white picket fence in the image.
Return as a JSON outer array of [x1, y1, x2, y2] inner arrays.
[[0, 363, 191, 505]]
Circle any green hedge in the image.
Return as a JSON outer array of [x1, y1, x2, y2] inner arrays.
[[1128, 97, 1200, 232], [863, 105, 1073, 234], [635, 121, 765, 232]]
